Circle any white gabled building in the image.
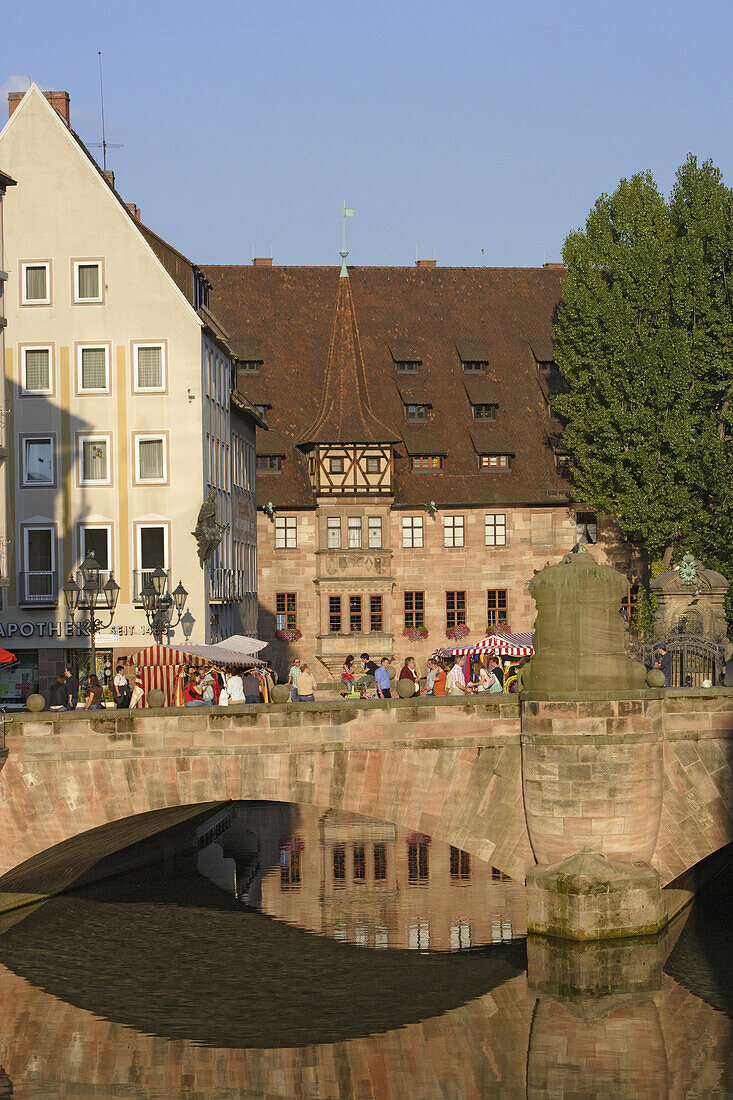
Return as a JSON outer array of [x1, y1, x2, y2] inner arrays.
[[0, 85, 260, 701]]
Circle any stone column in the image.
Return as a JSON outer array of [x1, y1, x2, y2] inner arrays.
[[521, 549, 666, 939]]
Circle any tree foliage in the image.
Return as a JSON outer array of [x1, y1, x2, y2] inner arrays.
[[554, 156, 733, 588]]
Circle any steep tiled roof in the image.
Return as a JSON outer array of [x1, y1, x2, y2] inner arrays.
[[298, 270, 400, 446], [204, 264, 570, 508]]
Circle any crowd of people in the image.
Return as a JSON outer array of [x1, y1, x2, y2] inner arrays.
[[182, 664, 277, 707], [313, 651, 533, 700]]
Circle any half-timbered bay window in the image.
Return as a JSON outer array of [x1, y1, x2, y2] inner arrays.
[[313, 444, 393, 494]]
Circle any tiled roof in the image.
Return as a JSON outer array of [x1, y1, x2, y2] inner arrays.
[[204, 264, 570, 508]]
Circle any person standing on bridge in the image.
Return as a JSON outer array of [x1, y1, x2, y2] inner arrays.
[[64, 666, 79, 710], [447, 657, 469, 696], [287, 658, 302, 702], [375, 657, 393, 699], [296, 664, 317, 701]]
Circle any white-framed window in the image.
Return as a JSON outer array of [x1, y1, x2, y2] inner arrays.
[[21, 346, 53, 394], [22, 525, 55, 602], [480, 454, 511, 469], [78, 435, 111, 485], [443, 515, 465, 548], [347, 517, 362, 549], [134, 523, 169, 600], [133, 343, 166, 392], [402, 515, 424, 548], [135, 435, 167, 483], [368, 516, 382, 548], [77, 345, 109, 393], [79, 525, 112, 570], [22, 436, 54, 487], [275, 516, 297, 549], [73, 260, 103, 303], [21, 261, 50, 305], [327, 517, 341, 549], [485, 513, 507, 546]]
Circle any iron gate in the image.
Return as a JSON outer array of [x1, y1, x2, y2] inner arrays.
[[641, 631, 725, 687]]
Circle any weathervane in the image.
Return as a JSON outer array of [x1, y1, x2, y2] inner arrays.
[[340, 201, 355, 276]]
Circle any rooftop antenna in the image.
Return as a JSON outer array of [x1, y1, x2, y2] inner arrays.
[[481, 248, 485, 267], [88, 51, 123, 171]]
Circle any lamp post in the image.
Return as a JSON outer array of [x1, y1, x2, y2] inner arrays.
[[63, 551, 121, 676], [140, 568, 188, 643]]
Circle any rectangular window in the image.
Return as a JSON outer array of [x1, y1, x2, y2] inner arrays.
[[79, 436, 110, 485], [402, 516, 424, 548], [327, 517, 341, 549], [80, 526, 110, 571], [485, 513, 507, 546], [353, 844, 366, 883], [333, 845, 346, 884], [443, 515, 465, 548], [22, 436, 54, 486], [406, 404, 427, 421], [239, 359, 262, 371], [487, 589, 508, 629], [450, 846, 471, 881], [473, 404, 497, 420], [74, 261, 102, 302], [280, 843, 302, 890], [480, 454, 511, 469], [347, 517, 362, 549], [78, 346, 108, 392], [135, 436, 166, 483], [374, 843, 387, 881], [22, 347, 52, 394], [275, 592, 297, 631], [411, 455, 443, 470], [576, 512, 598, 544], [366, 455, 381, 473], [275, 516, 297, 549], [395, 360, 419, 372], [349, 595, 362, 633], [329, 456, 344, 474], [134, 344, 165, 391], [329, 596, 342, 633], [408, 840, 430, 883], [446, 591, 466, 631], [135, 524, 168, 602], [404, 591, 425, 630], [22, 526, 55, 602], [257, 455, 283, 471], [463, 360, 488, 372], [368, 516, 382, 548], [21, 261, 50, 304], [370, 595, 383, 632], [556, 454, 574, 469]]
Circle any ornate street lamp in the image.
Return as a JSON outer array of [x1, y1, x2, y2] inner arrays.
[[63, 551, 120, 676], [140, 575, 188, 644]]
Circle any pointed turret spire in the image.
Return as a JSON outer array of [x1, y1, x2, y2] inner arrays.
[[298, 254, 399, 446]]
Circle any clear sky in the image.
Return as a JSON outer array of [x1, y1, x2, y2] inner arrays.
[[3, 0, 732, 268]]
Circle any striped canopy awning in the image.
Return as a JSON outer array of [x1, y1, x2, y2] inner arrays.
[[128, 643, 263, 708], [439, 631, 534, 658]]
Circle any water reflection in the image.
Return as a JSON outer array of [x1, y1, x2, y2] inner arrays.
[[196, 802, 526, 951], [0, 801, 729, 1098]]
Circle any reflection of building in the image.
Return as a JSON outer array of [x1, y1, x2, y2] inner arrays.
[[0, 87, 260, 700], [229, 803, 527, 951], [0, 166, 16, 624], [206, 258, 636, 679]]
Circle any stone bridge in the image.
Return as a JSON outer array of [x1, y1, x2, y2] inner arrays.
[[0, 688, 731, 903]]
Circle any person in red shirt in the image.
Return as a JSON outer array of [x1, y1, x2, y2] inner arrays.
[[184, 673, 206, 707], [398, 657, 420, 696]]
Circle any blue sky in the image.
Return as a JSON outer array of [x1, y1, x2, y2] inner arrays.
[[3, 0, 732, 267]]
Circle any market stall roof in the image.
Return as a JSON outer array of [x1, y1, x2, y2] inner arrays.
[[440, 631, 534, 658], [129, 642, 264, 668], [211, 634, 267, 656], [0, 649, 17, 664]]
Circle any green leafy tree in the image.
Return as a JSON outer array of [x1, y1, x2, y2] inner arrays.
[[554, 157, 733, 589]]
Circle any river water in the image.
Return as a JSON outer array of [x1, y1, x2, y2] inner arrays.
[[0, 801, 730, 1097]]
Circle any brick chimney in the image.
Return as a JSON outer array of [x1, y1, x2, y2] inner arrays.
[[252, 257, 273, 267], [101, 169, 115, 189], [543, 262, 565, 270], [8, 89, 70, 126], [415, 259, 437, 269], [125, 202, 141, 222]]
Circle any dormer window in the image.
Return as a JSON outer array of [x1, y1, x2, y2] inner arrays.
[[239, 359, 262, 372], [395, 360, 420, 372], [556, 453, 574, 469], [329, 456, 344, 473], [473, 403, 497, 421], [406, 404, 428, 421], [463, 360, 488, 372], [257, 455, 283, 471], [538, 360, 554, 374], [253, 405, 268, 419], [479, 454, 511, 470], [412, 455, 443, 470]]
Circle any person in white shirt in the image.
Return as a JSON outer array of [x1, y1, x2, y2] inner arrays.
[[227, 670, 245, 703], [447, 658, 469, 695]]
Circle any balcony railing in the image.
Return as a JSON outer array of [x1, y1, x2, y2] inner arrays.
[[209, 568, 249, 603], [20, 570, 57, 605], [133, 569, 171, 604]]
